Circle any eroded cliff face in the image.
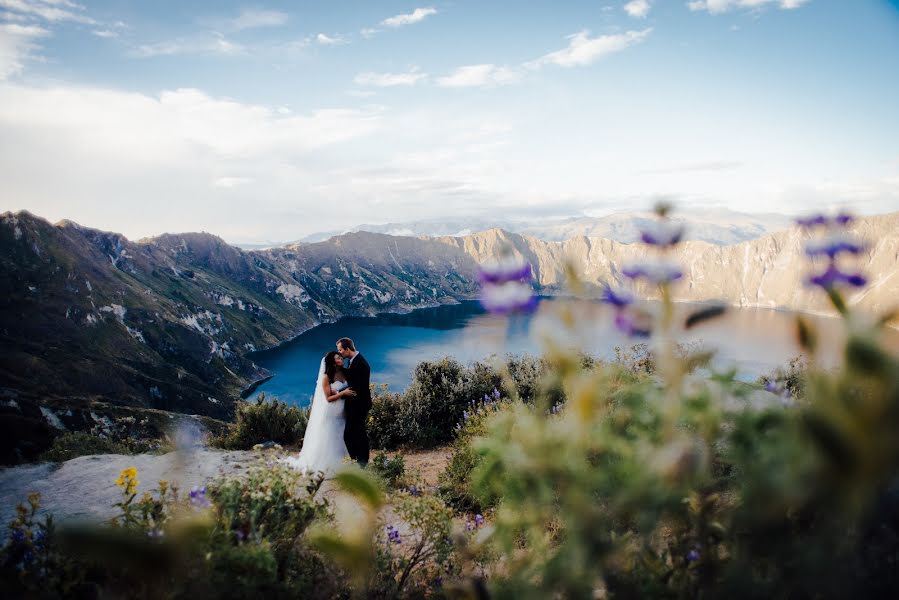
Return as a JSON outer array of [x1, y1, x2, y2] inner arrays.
[[1, 209, 896, 462], [438, 212, 899, 317]]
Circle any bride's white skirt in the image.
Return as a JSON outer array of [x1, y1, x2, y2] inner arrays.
[[282, 396, 348, 476]]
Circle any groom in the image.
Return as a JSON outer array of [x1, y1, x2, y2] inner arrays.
[[337, 337, 371, 467]]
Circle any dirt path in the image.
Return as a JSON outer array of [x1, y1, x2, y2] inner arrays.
[[386, 446, 453, 488]]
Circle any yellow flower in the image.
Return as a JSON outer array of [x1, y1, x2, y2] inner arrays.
[[116, 467, 140, 495]]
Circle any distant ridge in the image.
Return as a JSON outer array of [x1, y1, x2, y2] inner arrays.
[[2, 209, 897, 461], [283, 207, 793, 247]]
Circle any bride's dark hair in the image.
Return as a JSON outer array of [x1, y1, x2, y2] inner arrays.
[[323, 350, 342, 382]]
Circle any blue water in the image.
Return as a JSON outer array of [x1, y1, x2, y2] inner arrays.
[[248, 298, 899, 407]]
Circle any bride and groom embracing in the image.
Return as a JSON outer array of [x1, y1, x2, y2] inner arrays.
[[283, 337, 372, 475]]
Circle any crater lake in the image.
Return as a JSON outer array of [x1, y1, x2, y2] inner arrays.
[[247, 298, 899, 407]]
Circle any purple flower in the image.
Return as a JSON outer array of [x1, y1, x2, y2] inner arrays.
[[474, 514, 485, 528], [639, 221, 685, 247], [765, 380, 779, 394], [834, 211, 855, 226], [687, 549, 700, 562], [600, 285, 634, 308], [479, 280, 537, 315], [807, 265, 867, 290], [478, 257, 533, 285], [386, 524, 402, 544], [493, 388, 501, 400], [795, 214, 830, 229], [804, 233, 867, 259], [189, 486, 210, 508], [407, 485, 420, 497], [622, 261, 683, 285], [614, 311, 652, 338], [11, 528, 25, 544]]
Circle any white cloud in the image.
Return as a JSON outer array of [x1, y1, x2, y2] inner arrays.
[[0, 0, 95, 24], [436, 64, 520, 88], [381, 7, 436, 28], [354, 69, 426, 87], [360, 27, 380, 38], [528, 29, 652, 69], [316, 32, 347, 45], [687, 0, 811, 14], [213, 176, 253, 188], [0, 22, 49, 80], [132, 33, 244, 58], [92, 29, 117, 38], [624, 0, 652, 18], [230, 9, 288, 31], [0, 82, 386, 239]]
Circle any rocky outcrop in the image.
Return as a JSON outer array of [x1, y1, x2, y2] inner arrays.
[[436, 212, 899, 317], [1, 210, 896, 463]]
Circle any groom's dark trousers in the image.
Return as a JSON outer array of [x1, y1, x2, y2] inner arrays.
[[344, 353, 372, 466]]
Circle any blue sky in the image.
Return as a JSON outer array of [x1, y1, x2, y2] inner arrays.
[[1, 0, 898, 242]]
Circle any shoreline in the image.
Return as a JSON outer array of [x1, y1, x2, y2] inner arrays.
[[237, 296, 476, 398]]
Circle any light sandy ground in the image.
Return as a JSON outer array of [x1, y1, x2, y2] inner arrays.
[[0, 446, 455, 535], [0, 449, 263, 529], [384, 447, 453, 489]]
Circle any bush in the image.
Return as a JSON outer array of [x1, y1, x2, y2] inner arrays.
[[369, 452, 407, 489], [214, 393, 309, 450], [39, 432, 131, 462], [438, 396, 509, 514], [368, 385, 407, 450]]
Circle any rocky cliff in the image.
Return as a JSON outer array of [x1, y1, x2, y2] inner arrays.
[[437, 212, 899, 317], [2, 210, 896, 462]]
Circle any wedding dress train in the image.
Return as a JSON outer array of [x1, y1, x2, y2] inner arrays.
[[282, 359, 348, 475]]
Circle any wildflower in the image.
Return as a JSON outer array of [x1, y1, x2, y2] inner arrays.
[[386, 524, 402, 544], [807, 265, 867, 290], [493, 387, 501, 400], [796, 211, 855, 229], [407, 485, 421, 497], [116, 467, 139, 495], [795, 214, 830, 229], [639, 220, 685, 247], [600, 285, 634, 308], [614, 310, 652, 338], [189, 486, 210, 509], [474, 514, 485, 528], [11, 528, 26, 544], [479, 279, 537, 315], [478, 255, 533, 285], [478, 250, 536, 314], [804, 232, 867, 259], [765, 380, 779, 394], [834, 211, 854, 226], [622, 260, 683, 285], [687, 549, 700, 562]]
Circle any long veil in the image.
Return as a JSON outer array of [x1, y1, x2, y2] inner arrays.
[[282, 357, 347, 474]]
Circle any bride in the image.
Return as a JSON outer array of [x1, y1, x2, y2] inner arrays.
[[283, 350, 356, 475]]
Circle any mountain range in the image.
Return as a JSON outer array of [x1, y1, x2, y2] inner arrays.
[[2, 209, 897, 462], [284, 207, 792, 247]]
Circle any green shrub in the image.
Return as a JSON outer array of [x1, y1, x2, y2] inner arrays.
[[214, 393, 309, 450], [368, 385, 407, 450], [369, 452, 406, 489], [39, 432, 131, 462]]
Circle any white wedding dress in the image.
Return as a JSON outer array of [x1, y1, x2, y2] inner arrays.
[[282, 359, 348, 475]]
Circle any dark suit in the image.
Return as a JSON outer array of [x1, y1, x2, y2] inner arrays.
[[344, 353, 372, 465]]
